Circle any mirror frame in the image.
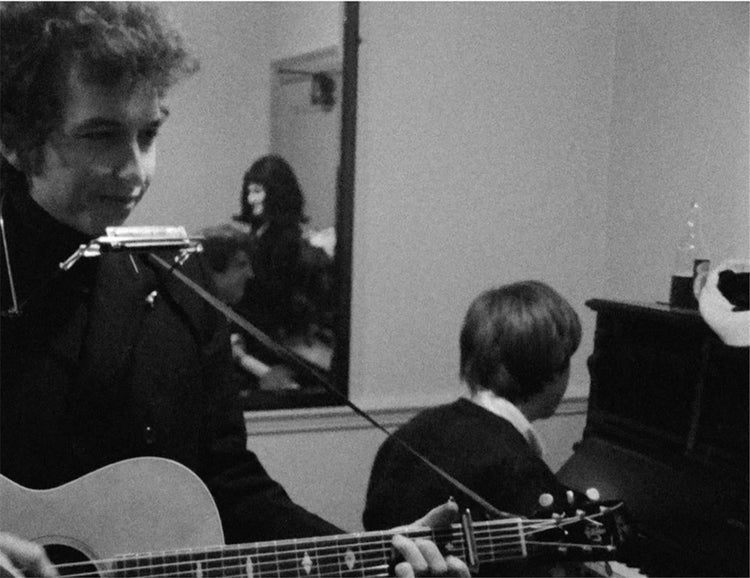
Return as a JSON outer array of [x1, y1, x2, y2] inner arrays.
[[329, 2, 359, 403]]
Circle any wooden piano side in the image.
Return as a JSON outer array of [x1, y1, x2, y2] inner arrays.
[[557, 299, 749, 577]]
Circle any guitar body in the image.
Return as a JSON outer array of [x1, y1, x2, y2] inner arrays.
[[0, 457, 224, 573]]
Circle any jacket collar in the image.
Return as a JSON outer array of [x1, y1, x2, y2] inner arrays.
[[466, 389, 546, 457]]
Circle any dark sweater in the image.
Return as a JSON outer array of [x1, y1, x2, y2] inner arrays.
[[364, 398, 570, 529], [364, 399, 576, 575]]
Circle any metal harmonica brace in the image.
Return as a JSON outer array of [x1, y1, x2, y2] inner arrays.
[[60, 226, 203, 271]]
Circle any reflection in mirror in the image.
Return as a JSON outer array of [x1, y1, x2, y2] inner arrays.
[[271, 46, 342, 232], [226, 3, 357, 411], [263, 46, 342, 367]]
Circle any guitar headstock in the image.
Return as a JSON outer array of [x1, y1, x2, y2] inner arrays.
[[527, 489, 635, 564]]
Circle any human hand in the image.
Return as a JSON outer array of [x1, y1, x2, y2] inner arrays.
[[389, 501, 471, 577], [0, 532, 58, 578], [258, 366, 301, 391]]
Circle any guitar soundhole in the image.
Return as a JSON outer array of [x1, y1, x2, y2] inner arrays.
[[44, 544, 99, 577]]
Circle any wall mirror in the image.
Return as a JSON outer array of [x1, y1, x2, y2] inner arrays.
[[237, 3, 358, 411]]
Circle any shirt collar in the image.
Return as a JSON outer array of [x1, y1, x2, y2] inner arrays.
[[466, 389, 546, 457]]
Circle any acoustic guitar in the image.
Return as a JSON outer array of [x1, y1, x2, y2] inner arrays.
[[1, 457, 629, 577]]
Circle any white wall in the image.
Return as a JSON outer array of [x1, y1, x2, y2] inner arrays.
[[605, 2, 749, 303], [350, 3, 617, 406], [268, 2, 343, 60], [349, 1, 748, 409]]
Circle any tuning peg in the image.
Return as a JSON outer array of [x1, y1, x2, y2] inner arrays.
[[538, 493, 554, 508], [566, 490, 575, 505], [585, 487, 601, 502]]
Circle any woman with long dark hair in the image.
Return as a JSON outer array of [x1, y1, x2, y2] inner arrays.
[[234, 155, 314, 339], [233, 155, 335, 391]]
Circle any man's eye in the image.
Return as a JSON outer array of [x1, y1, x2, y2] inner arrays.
[[139, 128, 160, 147], [80, 131, 117, 141]]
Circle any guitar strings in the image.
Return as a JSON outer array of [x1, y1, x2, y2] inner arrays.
[[53, 541, 615, 576], [56, 507, 620, 572], [49, 522, 505, 573], [54, 537, 621, 578], [51, 513, 616, 575], [54, 541, 618, 578], [52, 511, 620, 578]]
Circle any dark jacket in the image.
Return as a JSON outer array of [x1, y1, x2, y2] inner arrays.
[[363, 399, 576, 576], [363, 398, 570, 529], [0, 180, 340, 544]]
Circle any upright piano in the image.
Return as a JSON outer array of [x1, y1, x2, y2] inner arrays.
[[557, 299, 748, 577]]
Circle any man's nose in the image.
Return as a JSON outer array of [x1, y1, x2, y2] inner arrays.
[[115, 139, 150, 187]]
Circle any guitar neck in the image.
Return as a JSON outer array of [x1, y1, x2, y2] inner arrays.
[[58, 507, 623, 577], [96, 519, 529, 577]]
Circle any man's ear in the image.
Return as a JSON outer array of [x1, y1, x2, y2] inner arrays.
[[0, 140, 22, 170]]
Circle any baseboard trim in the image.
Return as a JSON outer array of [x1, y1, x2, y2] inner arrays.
[[245, 396, 589, 436]]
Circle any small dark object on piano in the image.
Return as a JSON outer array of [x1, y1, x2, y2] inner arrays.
[[717, 270, 749, 311]]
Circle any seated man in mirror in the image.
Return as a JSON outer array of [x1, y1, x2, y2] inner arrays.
[[201, 223, 301, 392], [0, 3, 468, 576], [364, 281, 583, 575]]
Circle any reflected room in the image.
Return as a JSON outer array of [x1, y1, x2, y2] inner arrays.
[[135, 2, 355, 411]]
